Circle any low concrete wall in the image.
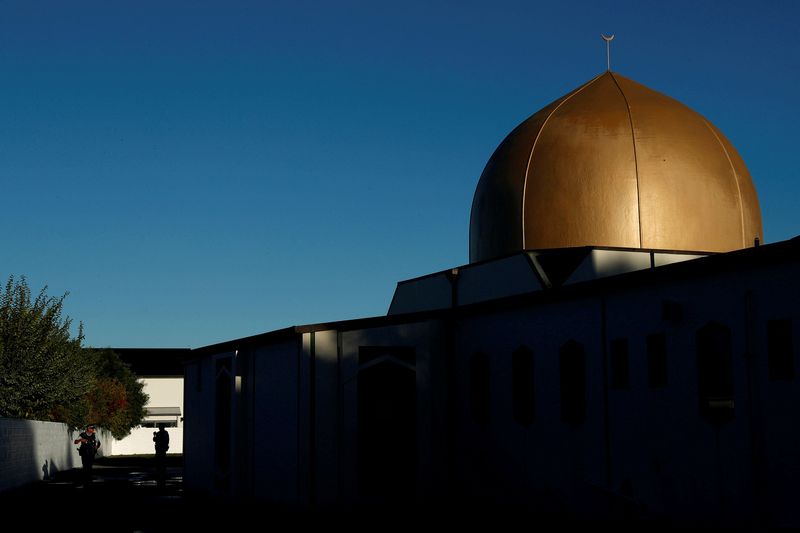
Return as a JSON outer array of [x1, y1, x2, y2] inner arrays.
[[0, 418, 111, 492], [111, 427, 183, 456]]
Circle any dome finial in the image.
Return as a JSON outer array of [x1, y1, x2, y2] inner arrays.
[[601, 34, 615, 71]]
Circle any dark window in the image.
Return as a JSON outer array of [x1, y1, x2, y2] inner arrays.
[[560, 340, 586, 425], [647, 333, 668, 388], [696, 322, 734, 424], [610, 339, 630, 390], [512, 346, 535, 426], [214, 357, 233, 491], [768, 319, 794, 380], [470, 352, 490, 426], [141, 421, 179, 428]]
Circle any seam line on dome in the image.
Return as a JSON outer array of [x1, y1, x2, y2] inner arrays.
[[609, 72, 643, 248], [700, 118, 746, 248], [521, 72, 604, 248]]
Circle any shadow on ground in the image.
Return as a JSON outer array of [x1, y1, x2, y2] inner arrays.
[[2, 456, 679, 532], [2, 456, 188, 531]]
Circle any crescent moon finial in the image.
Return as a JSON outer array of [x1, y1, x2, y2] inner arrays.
[[601, 33, 615, 71]]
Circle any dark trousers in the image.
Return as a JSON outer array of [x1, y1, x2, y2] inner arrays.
[[156, 451, 167, 487], [81, 453, 94, 485]]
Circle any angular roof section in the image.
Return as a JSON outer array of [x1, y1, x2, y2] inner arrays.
[[190, 237, 800, 359]]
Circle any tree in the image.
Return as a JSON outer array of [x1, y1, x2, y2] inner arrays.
[[0, 276, 148, 439], [81, 348, 148, 439], [0, 276, 91, 420]]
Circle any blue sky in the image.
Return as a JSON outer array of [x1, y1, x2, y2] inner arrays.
[[1, 1, 798, 348]]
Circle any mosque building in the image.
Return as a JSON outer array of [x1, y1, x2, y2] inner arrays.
[[183, 70, 800, 526]]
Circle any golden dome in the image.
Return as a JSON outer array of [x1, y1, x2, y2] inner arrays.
[[469, 71, 763, 263]]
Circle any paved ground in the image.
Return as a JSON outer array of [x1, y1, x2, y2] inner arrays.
[[2, 456, 664, 531], [1, 456, 206, 531], [1, 456, 562, 530], [1, 456, 436, 530]]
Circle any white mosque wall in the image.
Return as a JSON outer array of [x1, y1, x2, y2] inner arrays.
[[183, 353, 216, 493], [564, 248, 652, 285], [458, 253, 542, 305], [653, 252, 706, 267], [453, 297, 607, 515], [441, 253, 800, 526], [182, 243, 800, 525], [604, 268, 753, 525], [600, 257, 800, 526], [251, 339, 301, 505], [753, 269, 800, 528], [388, 272, 452, 315], [711, 260, 798, 526], [240, 322, 447, 507], [336, 320, 447, 506], [389, 250, 712, 316], [190, 320, 450, 507], [308, 329, 339, 506]]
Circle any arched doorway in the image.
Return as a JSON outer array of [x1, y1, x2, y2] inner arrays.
[[357, 346, 417, 505]]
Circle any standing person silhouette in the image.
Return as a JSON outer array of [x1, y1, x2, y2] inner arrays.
[[73, 425, 100, 486], [153, 423, 170, 488]]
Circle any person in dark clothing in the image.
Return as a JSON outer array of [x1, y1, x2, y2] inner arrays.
[[153, 424, 170, 487], [73, 425, 101, 486]]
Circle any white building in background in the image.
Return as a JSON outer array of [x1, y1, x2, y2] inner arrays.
[[110, 349, 189, 456], [182, 70, 800, 527]]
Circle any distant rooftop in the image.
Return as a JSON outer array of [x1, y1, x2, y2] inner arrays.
[[110, 348, 191, 376]]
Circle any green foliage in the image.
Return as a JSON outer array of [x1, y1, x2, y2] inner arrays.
[[0, 276, 91, 420], [0, 276, 148, 439], [82, 348, 149, 439]]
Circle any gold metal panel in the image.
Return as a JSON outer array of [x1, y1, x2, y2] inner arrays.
[[704, 120, 764, 246], [469, 76, 601, 262], [469, 71, 763, 263], [615, 74, 761, 252], [469, 108, 546, 262], [522, 72, 640, 250]]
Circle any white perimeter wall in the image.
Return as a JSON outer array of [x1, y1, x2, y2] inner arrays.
[[0, 418, 111, 492], [184, 356, 215, 493]]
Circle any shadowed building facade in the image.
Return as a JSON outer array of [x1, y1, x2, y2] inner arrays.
[[184, 72, 799, 526]]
